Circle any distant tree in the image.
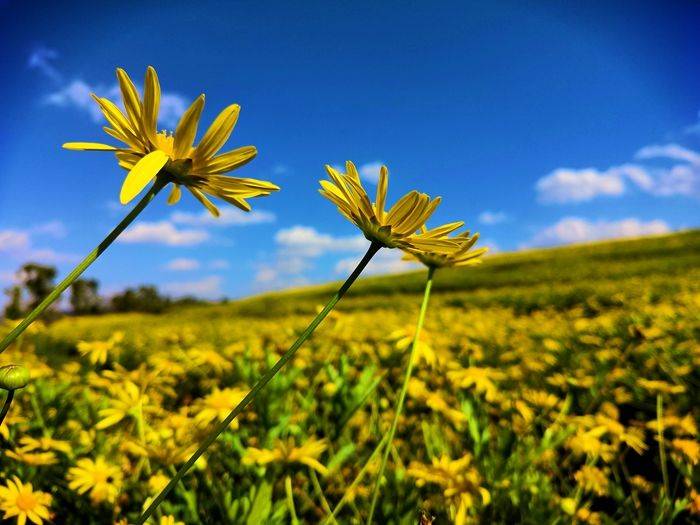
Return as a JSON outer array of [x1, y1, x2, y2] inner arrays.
[[70, 278, 101, 315], [110, 285, 170, 313], [4, 285, 23, 319], [20, 263, 57, 311]]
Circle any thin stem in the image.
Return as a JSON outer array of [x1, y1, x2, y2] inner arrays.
[[309, 469, 334, 522], [0, 178, 167, 355], [323, 432, 390, 525], [0, 390, 16, 428], [285, 475, 299, 524], [366, 266, 435, 524], [657, 394, 670, 498], [137, 242, 382, 525]]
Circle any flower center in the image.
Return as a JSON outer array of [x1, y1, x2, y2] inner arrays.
[[155, 131, 175, 156], [16, 492, 38, 511]]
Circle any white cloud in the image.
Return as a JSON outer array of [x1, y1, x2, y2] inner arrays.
[[535, 166, 633, 203], [0, 230, 30, 252], [119, 221, 209, 246], [164, 258, 200, 271], [478, 211, 509, 225], [162, 276, 223, 299], [635, 143, 700, 165], [27, 47, 61, 82], [334, 249, 418, 276], [275, 226, 367, 257], [31, 220, 67, 238], [528, 217, 671, 247], [272, 164, 290, 176], [254, 256, 310, 285], [209, 259, 230, 270], [171, 208, 276, 227], [0, 226, 77, 264], [358, 162, 384, 184]]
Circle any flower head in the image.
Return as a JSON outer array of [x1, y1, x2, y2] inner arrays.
[[402, 222, 487, 268], [319, 161, 445, 250], [0, 476, 52, 525], [64, 66, 279, 215], [242, 436, 329, 476], [67, 457, 122, 504]]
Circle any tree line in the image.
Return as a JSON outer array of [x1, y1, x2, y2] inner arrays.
[[3, 263, 202, 320]]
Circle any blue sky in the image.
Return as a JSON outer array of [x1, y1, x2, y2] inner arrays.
[[1, 1, 699, 300]]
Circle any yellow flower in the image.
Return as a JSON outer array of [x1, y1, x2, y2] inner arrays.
[[96, 380, 153, 430], [670, 438, 700, 465], [402, 222, 487, 268], [194, 387, 248, 427], [319, 161, 447, 250], [64, 66, 279, 214], [77, 332, 124, 365], [407, 453, 489, 525], [5, 449, 58, 466], [67, 457, 122, 504], [0, 477, 52, 525], [574, 465, 609, 496], [159, 516, 184, 525], [242, 437, 329, 476]]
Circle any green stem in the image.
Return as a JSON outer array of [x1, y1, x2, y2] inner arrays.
[[285, 475, 299, 524], [323, 432, 390, 525], [0, 178, 167, 355], [309, 468, 334, 522], [137, 242, 382, 525], [366, 266, 435, 524], [657, 394, 670, 498], [0, 390, 15, 428]]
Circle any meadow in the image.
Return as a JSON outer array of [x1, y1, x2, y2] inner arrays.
[[1, 229, 699, 524]]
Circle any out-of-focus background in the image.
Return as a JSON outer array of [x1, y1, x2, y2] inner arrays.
[[0, 2, 699, 524]]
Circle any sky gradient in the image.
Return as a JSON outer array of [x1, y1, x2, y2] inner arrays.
[[1, 1, 699, 300]]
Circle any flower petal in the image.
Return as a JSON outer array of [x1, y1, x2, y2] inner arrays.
[[63, 142, 118, 151], [173, 94, 205, 159], [194, 104, 240, 161], [142, 66, 161, 145], [116, 68, 143, 131], [188, 187, 220, 217], [375, 165, 388, 222], [119, 150, 169, 204], [197, 146, 257, 174], [167, 183, 182, 205]]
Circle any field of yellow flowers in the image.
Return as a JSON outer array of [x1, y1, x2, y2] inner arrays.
[[1, 230, 698, 524]]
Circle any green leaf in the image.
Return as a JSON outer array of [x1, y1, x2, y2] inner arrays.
[[246, 480, 272, 525]]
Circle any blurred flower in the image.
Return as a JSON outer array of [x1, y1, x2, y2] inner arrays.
[[574, 465, 609, 496], [402, 222, 487, 268], [96, 380, 154, 430], [67, 457, 122, 504], [194, 387, 248, 427], [243, 437, 329, 476], [64, 66, 278, 213], [319, 161, 448, 250], [77, 332, 124, 366], [0, 477, 52, 525]]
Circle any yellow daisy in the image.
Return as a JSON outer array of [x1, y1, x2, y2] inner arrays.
[[402, 221, 487, 268], [63, 66, 279, 215], [67, 456, 122, 504], [194, 387, 248, 427], [0, 476, 52, 525], [242, 437, 329, 476], [319, 161, 449, 250]]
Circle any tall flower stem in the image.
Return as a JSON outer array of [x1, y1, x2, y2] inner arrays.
[[0, 177, 167, 355], [0, 390, 15, 428], [366, 266, 435, 524], [137, 242, 382, 524]]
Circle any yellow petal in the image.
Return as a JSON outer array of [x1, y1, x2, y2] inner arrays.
[[197, 146, 257, 174], [188, 187, 220, 217], [63, 142, 118, 151], [120, 150, 169, 204], [116, 68, 142, 130], [173, 94, 205, 159], [375, 165, 388, 221], [143, 66, 161, 145], [195, 104, 240, 161], [167, 183, 182, 205]]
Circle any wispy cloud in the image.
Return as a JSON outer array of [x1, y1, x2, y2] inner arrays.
[[275, 226, 367, 257], [209, 259, 230, 270], [164, 258, 200, 271], [358, 161, 384, 184], [30, 47, 187, 128], [162, 275, 223, 299], [0, 223, 77, 264], [536, 142, 700, 203], [478, 211, 509, 225], [334, 249, 417, 275], [170, 208, 276, 227], [527, 217, 670, 247], [119, 221, 209, 246]]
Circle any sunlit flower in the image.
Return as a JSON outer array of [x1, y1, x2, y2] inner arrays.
[[407, 453, 490, 525], [574, 465, 609, 496], [319, 161, 449, 250], [242, 437, 329, 476], [96, 380, 154, 430], [64, 66, 279, 214], [194, 387, 248, 427], [77, 332, 124, 365], [5, 449, 58, 466], [402, 222, 487, 268], [159, 516, 184, 525], [0, 477, 52, 525], [67, 457, 122, 504]]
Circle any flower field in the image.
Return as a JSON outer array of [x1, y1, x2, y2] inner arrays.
[[1, 230, 699, 524]]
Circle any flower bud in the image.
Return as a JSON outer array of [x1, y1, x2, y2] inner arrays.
[[0, 364, 30, 391]]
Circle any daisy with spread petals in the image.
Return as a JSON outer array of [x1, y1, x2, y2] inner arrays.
[[139, 160, 442, 523], [0, 477, 52, 525], [367, 217, 485, 523], [0, 66, 279, 356], [67, 456, 123, 504]]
